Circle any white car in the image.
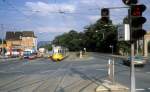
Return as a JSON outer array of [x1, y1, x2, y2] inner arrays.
[[123, 56, 146, 67]]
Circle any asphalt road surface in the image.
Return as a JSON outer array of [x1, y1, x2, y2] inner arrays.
[[0, 52, 150, 92]]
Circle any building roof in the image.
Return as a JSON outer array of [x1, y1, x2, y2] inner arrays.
[[6, 32, 21, 40], [5, 31, 35, 40], [22, 31, 35, 37]]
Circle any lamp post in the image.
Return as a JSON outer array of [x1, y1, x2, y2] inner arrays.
[[109, 45, 114, 55]]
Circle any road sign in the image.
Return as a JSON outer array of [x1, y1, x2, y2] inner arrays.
[[118, 24, 130, 41]]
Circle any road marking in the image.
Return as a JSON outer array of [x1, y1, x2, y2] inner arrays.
[[136, 88, 145, 91], [0, 70, 24, 74], [148, 88, 150, 90], [40, 70, 55, 74], [96, 68, 105, 70], [0, 70, 6, 73], [146, 72, 150, 74]]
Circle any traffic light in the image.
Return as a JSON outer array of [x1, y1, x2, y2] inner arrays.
[[122, 0, 137, 5], [101, 8, 109, 17], [101, 8, 109, 23], [131, 4, 147, 40]]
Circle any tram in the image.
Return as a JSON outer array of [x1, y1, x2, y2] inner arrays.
[[51, 46, 69, 61]]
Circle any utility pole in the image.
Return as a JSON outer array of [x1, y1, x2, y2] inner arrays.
[[1, 24, 4, 57]]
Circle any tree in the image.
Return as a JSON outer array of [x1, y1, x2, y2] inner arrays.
[[0, 39, 6, 44], [52, 18, 119, 54], [52, 30, 84, 51], [83, 18, 117, 53]]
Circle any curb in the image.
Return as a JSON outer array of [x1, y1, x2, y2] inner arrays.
[[96, 80, 129, 92]]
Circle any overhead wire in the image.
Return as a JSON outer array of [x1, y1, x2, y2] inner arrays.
[[2, 0, 45, 30], [2, 0, 148, 32]]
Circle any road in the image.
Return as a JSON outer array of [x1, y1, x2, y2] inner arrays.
[[0, 52, 150, 92]]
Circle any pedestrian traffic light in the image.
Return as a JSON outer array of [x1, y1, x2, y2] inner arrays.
[[131, 4, 147, 40], [101, 8, 109, 23], [122, 0, 137, 5]]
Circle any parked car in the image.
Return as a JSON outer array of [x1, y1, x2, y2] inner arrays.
[[123, 55, 146, 67], [11, 49, 20, 58], [23, 51, 31, 59], [28, 53, 37, 60]]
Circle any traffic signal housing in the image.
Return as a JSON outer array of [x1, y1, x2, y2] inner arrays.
[[131, 4, 147, 40], [101, 8, 110, 23], [122, 0, 137, 5]]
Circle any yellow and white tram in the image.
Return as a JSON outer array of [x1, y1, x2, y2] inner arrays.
[[51, 46, 69, 61]]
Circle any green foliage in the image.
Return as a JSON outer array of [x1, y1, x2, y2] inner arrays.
[[117, 41, 130, 55], [52, 30, 84, 51], [83, 19, 117, 53], [0, 39, 6, 44], [52, 18, 127, 54], [39, 44, 52, 51]]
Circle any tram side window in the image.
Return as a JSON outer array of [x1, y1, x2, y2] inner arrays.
[[62, 49, 64, 53]]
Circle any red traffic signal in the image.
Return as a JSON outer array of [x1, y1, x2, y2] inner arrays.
[[122, 0, 137, 5], [131, 4, 146, 16], [130, 4, 147, 40], [131, 4, 147, 27]]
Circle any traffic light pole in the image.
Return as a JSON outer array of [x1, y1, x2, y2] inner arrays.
[[101, 6, 136, 91], [129, 7, 136, 92]]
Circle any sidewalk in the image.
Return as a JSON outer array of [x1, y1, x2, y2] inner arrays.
[[0, 56, 20, 62], [96, 80, 129, 92]]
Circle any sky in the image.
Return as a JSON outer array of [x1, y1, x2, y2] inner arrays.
[[0, 0, 150, 41]]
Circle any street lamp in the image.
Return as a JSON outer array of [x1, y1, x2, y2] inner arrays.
[[109, 45, 114, 55], [95, 30, 105, 39]]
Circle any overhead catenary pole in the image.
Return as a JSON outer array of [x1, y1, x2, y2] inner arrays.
[[1, 24, 4, 57]]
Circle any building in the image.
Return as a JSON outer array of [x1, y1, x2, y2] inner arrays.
[[21, 31, 37, 50], [5, 31, 37, 52], [144, 32, 150, 56], [6, 32, 22, 50]]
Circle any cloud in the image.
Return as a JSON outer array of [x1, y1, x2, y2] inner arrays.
[[35, 26, 73, 33], [80, 0, 96, 4], [24, 1, 76, 16], [88, 15, 100, 22], [79, 0, 124, 7]]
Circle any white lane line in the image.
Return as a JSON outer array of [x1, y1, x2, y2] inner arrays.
[[148, 88, 150, 90], [40, 70, 55, 74], [146, 72, 150, 74], [0, 70, 6, 73], [96, 69, 105, 71], [136, 88, 145, 91], [0, 70, 24, 74]]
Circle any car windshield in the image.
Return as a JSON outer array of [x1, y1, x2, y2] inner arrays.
[[23, 51, 31, 55]]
